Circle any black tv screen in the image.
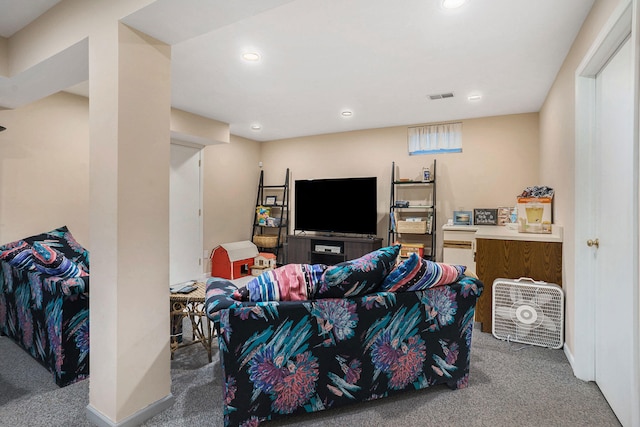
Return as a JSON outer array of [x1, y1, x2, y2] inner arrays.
[[295, 177, 377, 235]]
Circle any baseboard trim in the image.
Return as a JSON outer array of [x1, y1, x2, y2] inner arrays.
[[563, 342, 574, 368], [563, 342, 585, 380], [86, 393, 175, 427]]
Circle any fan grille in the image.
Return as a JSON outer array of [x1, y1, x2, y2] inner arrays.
[[492, 279, 564, 349]]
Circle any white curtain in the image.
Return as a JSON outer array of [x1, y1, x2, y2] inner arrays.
[[408, 122, 462, 155]]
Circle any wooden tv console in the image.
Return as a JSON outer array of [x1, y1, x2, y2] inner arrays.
[[287, 234, 383, 265]]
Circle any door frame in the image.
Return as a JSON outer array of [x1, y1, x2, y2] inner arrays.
[[170, 139, 205, 280], [574, 0, 639, 423]]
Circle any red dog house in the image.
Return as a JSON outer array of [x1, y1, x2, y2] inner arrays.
[[211, 241, 259, 280]]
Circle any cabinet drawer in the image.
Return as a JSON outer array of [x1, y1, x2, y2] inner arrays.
[[443, 240, 472, 250], [443, 230, 476, 242]]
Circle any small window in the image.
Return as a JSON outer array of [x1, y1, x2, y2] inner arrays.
[[408, 122, 462, 155]]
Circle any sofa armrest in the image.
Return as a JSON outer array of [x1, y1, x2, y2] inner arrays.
[[31, 270, 89, 296]]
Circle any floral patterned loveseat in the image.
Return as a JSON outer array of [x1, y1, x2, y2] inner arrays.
[[206, 245, 484, 427], [0, 226, 89, 387]]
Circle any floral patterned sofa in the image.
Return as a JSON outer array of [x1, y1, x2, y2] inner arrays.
[[0, 226, 89, 387], [205, 245, 484, 427]]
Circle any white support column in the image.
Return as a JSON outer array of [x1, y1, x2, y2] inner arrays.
[[87, 22, 173, 425]]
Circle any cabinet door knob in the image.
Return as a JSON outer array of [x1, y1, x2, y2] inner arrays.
[[587, 238, 599, 248]]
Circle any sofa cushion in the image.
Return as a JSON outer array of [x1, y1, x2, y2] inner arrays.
[[31, 241, 82, 278], [380, 253, 466, 292], [205, 278, 244, 316], [230, 245, 401, 303], [317, 244, 401, 298], [237, 263, 327, 302], [0, 240, 35, 270], [23, 225, 89, 268]]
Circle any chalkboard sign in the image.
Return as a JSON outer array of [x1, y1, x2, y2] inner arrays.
[[474, 208, 498, 225]]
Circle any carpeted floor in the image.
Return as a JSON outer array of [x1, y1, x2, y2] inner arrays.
[[0, 321, 621, 427]]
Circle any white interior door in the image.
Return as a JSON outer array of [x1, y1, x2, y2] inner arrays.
[[170, 143, 203, 285], [593, 36, 636, 426]]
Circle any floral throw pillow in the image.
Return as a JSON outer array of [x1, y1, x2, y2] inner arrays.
[[0, 240, 35, 270], [316, 244, 401, 298], [31, 241, 82, 278], [381, 252, 466, 292]]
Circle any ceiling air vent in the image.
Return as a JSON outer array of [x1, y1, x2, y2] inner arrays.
[[428, 92, 454, 100]]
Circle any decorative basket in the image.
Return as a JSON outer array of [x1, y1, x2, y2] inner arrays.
[[396, 221, 427, 234], [253, 234, 278, 248]]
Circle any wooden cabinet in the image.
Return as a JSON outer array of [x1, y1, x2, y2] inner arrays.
[[475, 236, 563, 333], [287, 234, 383, 265]]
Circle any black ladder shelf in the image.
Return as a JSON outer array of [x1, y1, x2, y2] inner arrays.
[[388, 160, 437, 261], [252, 168, 290, 265]]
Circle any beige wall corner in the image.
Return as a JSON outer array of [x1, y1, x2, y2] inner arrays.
[[539, 0, 622, 355], [6, 0, 155, 76], [170, 108, 230, 145], [202, 134, 261, 272]]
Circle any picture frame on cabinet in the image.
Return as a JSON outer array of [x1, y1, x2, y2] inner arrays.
[[497, 207, 511, 225], [474, 208, 498, 225], [453, 210, 473, 226]]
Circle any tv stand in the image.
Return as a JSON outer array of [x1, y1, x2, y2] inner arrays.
[[287, 234, 383, 265]]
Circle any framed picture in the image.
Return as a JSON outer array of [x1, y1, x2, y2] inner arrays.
[[497, 206, 511, 225], [474, 208, 498, 225], [422, 167, 431, 182], [265, 195, 277, 205], [453, 210, 473, 225]]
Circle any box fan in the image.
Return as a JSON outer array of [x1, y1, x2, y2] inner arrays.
[[492, 278, 564, 349]]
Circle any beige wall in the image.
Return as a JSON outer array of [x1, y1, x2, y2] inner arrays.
[[261, 113, 540, 259], [0, 100, 540, 266], [170, 108, 230, 145], [539, 0, 621, 354], [202, 134, 262, 272], [0, 37, 7, 77], [0, 92, 90, 246], [7, 0, 154, 76], [0, 90, 259, 277]]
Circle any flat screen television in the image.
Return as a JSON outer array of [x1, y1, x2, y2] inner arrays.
[[294, 177, 377, 235]]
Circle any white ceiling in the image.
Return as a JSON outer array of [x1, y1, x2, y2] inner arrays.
[[1, 0, 596, 141]]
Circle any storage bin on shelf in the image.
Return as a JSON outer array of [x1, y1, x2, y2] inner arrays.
[[400, 243, 424, 258], [396, 220, 427, 234]]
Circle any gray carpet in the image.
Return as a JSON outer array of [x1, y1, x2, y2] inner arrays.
[[0, 322, 621, 427]]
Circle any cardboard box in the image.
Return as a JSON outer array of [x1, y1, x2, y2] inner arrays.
[[400, 243, 424, 258], [517, 197, 553, 234]]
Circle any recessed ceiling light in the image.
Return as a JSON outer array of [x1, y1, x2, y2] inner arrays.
[[442, 0, 467, 9], [341, 110, 353, 117], [468, 94, 482, 101], [250, 124, 262, 131], [242, 52, 261, 62]]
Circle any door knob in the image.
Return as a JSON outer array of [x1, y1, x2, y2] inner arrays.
[[587, 238, 599, 248]]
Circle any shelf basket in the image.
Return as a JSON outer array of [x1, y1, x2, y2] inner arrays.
[[396, 221, 427, 234], [253, 234, 278, 248]]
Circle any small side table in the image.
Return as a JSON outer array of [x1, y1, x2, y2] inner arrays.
[[169, 282, 214, 362]]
